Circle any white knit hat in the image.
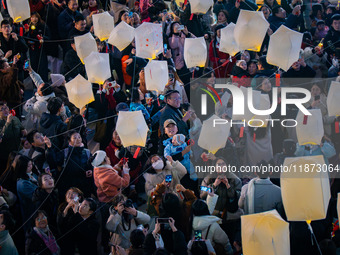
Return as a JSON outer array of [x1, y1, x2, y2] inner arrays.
[[91, 150, 107, 167], [51, 74, 65, 87]]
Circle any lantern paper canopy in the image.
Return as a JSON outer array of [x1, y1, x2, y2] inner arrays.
[[0, 13, 3, 24], [190, 0, 214, 14], [135, 22, 163, 59], [184, 37, 207, 68], [327, 81, 340, 116], [74, 33, 97, 64], [7, 0, 30, 23], [281, 155, 330, 221], [198, 114, 230, 154], [144, 60, 169, 92], [234, 10, 269, 52], [249, 93, 271, 127], [92, 12, 115, 41], [232, 86, 261, 122], [241, 210, 290, 255], [65, 74, 94, 110], [219, 23, 239, 57], [84, 52, 111, 84], [296, 109, 324, 145], [116, 111, 149, 147], [267, 25, 303, 72], [108, 21, 135, 51]]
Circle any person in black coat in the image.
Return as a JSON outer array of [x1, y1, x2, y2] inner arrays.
[[25, 210, 60, 255], [39, 98, 67, 151], [60, 39, 86, 82], [61, 198, 99, 255], [32, 173, 59, 233], [159, 90, 190, 137]]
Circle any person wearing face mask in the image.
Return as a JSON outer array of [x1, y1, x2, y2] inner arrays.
[[209, 24, 234, 78], [143, 154, 187, 206], [32, 173, 59, 233], [25, 210, 60, 255]]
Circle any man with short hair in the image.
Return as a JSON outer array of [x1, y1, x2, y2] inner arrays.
[[68, 13, 89, 38], [324, 14, 340, 59], [26, 130, 50, 172], [0, 19, 28, 81], [39, 97, 67, 150], [159, 90, 190, 137], [0, 210, 18, 255], [268, 5, 301, 32]]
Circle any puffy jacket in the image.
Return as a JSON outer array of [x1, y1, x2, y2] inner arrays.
[[93, 165, 130, 203], [39, 113, 67, 150]]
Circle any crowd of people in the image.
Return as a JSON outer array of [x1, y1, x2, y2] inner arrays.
[[0, 0, 340, 254]]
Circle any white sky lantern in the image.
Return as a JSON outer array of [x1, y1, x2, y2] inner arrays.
[[184, 37, 207, 68], [84, 52, 111, 85], [249, 93, 271, 127], [242, 210, 290, 255], [135, 22, 163, 59], [93, 12, 115, 41], [108, 21, 135, 51], [219, 23, 239, 57], [327, 81, 340, 116], [296, 109, 324, 145], [267, 25, 303, 72], [116, 111, 149, 147], [198, 114, 230, 154], [232, 86, 261, 122], [234, 10, 269, 52], [144, 60, 168, 93], [65, 74, 94, 110], [0, 13, 3, 24], [190, 0, 214, 14], [281, 155, 330, 221], [75, 33, 97, 64], [7, 0, 30, 23]]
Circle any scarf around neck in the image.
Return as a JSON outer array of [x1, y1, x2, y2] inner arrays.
[[34, 226, 60, 255]]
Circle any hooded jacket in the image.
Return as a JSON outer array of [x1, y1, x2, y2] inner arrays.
[[93, 164, 130, 203], [192, 215, 233, 255]]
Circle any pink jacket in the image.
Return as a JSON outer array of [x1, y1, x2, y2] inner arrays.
[[168, 33, 186, 70], [94, 165, 130, 203]]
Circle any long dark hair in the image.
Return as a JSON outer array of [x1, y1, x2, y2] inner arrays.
[[14, 155, 32, 180], [144, 154, 167, 174]]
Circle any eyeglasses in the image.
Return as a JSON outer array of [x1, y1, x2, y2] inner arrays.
[[170, 96, 181, 101]]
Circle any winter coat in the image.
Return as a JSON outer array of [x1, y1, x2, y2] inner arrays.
[[268, 13, 299, 32], [0, 230, 18, 255], [231, 66, 251, 87], [93, 165, 130, 203], [60, 48, 86, 82], [302, 47, 328, 77], [192, 215, 233, 255], [106, 207, 150, 249], [159, 104, 189, 137], [168, 33, 193, 70], [0, 32, 28, 69], [57, 8, 80, 39], [39, 113, 67, 150], [324, 26, 340, 58], [143, 160, 187, 197], [0, 66, 24, 104], [25, 229, 55, 255], [209, 39, 234, 78]]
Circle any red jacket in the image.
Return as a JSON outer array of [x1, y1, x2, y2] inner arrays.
[[106, 141, 122, 167], [93, 165, 130, 203], [209, 40, 235, 78]]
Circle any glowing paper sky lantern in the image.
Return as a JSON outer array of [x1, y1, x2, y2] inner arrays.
[[65, 74, 94, 110], [108, 21, 135, 51], [190, 0, 214, 14], [184, 37, 207, 68], [7, 0, 30, 23], [267, 25, 303, 72], [327, 81, 340, 117], [234, 10, 269, 52], [198, 114, 230, 154], [249, 93, 271, 127], [135, 22, 163, 59], [241, 210, 290, 255], [116, 111, 149, 147], [93, 12, 115, 41], [296, 109, 324, 145], [144, 60, 169, 93], [232, 86, 261, 122], [219, 23, 239, 57], [281, 155, 330, 221], [74, 33, 97, 64], [84, 52, 111, 85]]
